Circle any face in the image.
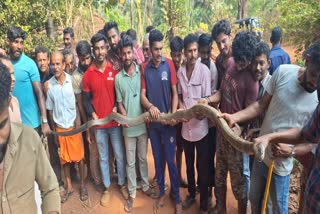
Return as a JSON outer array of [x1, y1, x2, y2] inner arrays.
[[215, 33, 231, 56], [199, 45, 212, 66], [36, 52, 50, 74], [142, 40, 151, 62], [78, 54, 92, 71], [1, 59, 15, 92], [7, 38, 24, 60], [51, 53, 65, 79], [0, 106, 10, 162], [93, 40, 107, 64], [184, 42, 198, 66], [235, 60, 251, 72], [63, 33, 73, 49], [170, 51, 183, 70], [253, 54, 270, 81], [300, 61, 320, 93], [150, 41, 163, 65], [64, 55, 75, 73], [106, 28, 120, 51], [120, 46, 134, 69]]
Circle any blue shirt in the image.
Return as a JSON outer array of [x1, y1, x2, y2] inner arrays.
[[12, 53, 41, 128], [269, 45, 291, 75], [142, 57, 177, 129]]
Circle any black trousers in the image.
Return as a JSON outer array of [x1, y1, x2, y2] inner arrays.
[[183, 134, 210, 211], [208, 127, 216, 189]]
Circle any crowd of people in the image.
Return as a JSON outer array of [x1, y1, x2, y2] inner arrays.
[[0, 18, 319, 214]]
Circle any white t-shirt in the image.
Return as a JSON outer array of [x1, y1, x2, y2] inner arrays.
[[260, 64, 318, 176]]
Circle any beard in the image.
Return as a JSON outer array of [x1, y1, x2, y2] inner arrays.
[[303, 72, 316, 93]]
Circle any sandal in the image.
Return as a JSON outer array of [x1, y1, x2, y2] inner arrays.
[[61, 191, 73, 203], [80, 187, 89, 201], [153, 200, 165, 214]]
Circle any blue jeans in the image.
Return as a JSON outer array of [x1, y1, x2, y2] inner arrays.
[[250, 159, 290, 214], [149, 125, 181, 204], [95, 126, 126, 188], [243, 153, 250, 202]]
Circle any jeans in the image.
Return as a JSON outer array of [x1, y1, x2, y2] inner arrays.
[[124, 133, 149, 198], [95, 126, 126, 188], [149, 125, 181, 204], [250, 159, 290, 214]]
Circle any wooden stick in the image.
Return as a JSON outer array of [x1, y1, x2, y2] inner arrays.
[[261, 160, 274, 214]]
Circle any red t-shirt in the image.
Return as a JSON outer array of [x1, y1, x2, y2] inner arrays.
[[82, 62, 118, 129], [219, 57, 259, 114]]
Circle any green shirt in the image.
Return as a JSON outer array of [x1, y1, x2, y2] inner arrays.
[[115, 63, 146, 137]]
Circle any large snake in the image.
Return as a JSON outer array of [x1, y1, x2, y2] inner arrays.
[[51, 104, 265, 161]]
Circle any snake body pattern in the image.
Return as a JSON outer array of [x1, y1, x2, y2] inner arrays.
[[51, 104, 265, 161]]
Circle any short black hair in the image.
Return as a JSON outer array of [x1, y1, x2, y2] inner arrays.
[[183, 34, 198, 50], [255, 41, 270, 60], [62, 49, 74, 62], [170, 36, 183, 52], [232, 31, 257, 63], [305, 40, 320, 67], [211, 19, 231, 41], [103, 21, 119, 34], [119, 34, 133, 50], [76, 40, 91, 57], [126, 29, 137, 41], [198, 33, 212, 48], [149, 29, 164, 48], [35, 46, 50, 59], [90, 33, 107, 46], [270, 27, 282, 44], [146, 25, 155, 33], [7, 25, 26, 41], [0, 61, 12, 110], [63, 27, 74, 38]]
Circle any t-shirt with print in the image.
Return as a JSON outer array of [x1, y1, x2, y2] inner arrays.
[[82, 61, 118, 129], [219, 57, 259, 114], [260, 64, 318, 176], [12, 53, 41, 128], [141, 57, 177, 129]]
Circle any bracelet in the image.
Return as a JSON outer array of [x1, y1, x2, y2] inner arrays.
[[290, 148, 296, 157], [147, 104, 153, 111], [206, 97, 211, 103]]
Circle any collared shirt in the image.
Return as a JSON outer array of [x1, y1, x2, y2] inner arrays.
[[82, 61, 118, 129], [115, 63, 147, 137], [72, 67, 85, 95], [46, 73, 76, 129], [12, 53, 41, 128], [40, 67, 54, 85], [208, 59, 218, 93], [9, 96, 22, 124], [107, 49, 123, 72], [177, 60, 211, 141], [141, 57, 177, 129], [269, 45, 291, 75], [0, 123, 60, 214]]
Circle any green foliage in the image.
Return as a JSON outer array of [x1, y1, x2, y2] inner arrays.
[[104, 4, 131, 33]]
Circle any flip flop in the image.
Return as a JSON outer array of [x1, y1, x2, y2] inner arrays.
[[153, 200, 165, 214], [61, 191, 73, 203], [80, 187, 89, 201]]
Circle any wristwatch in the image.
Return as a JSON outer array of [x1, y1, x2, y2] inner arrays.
[[42, 118, 48, 124], [290, 148, 296, 158]]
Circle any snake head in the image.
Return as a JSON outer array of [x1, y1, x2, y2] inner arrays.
[[253, 143, 265, 162]]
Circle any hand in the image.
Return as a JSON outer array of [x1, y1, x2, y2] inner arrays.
[[148, 105, 160, 120], [41, 123, 51, 136], [121, 123, 130, 128], [144, 116, 152, 123], [0, 48, 6, 57], [92, 112, 98, 120], [253, 135, 270, 152], [245, 128, 261, 140], [272, 143, 293, 158], [75, 119, 81, 128], [86, 128, 96, 145], [112, 107, 117, 113], [217, 113, 236, 128], [197, 98, 208, 105], [231, 124, 242, 137]]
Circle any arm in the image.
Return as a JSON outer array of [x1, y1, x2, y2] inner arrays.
[[75, 94, 87, 123], [141, 88, 160, 120], [178, 94, 184, 109], [32, 81, 51, 135], [118, 102, 127, 116], [171, 84, 178, 113], [271, 143, 315, 159], [198, 90, 221, 105], [82, 91, 98, 120]]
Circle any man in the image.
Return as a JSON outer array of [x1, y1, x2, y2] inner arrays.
[[269, 27, 291, 75], [115, 35, 157, 212], [126, 28, 145, 64], [63, 27, 78, 65], [198, 33, 218, 208], [220, 41, 318, 213], [0, 61, 60, 213], [72, 40, 103, 192], [104, 21, 123, 71], [82, 33, 127, 206], [211, 19, 232, 88], [142, 33, 151, 63], [62, 48, 76, 75], [202, 31, 258, 213], [141, 29, 182, 214], [169, 36, 188, 189], [177, 34, 211, 214], [6, 26, 50, 136], [47, 51, 87, 202], [35, 46, 54, 85]]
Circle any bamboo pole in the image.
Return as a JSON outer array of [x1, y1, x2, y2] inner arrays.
[[261, 160, 274, 214]]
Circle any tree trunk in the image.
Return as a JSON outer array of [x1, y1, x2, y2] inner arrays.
[[237, 0, 247, 19], [130, 0, 134, 29]]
